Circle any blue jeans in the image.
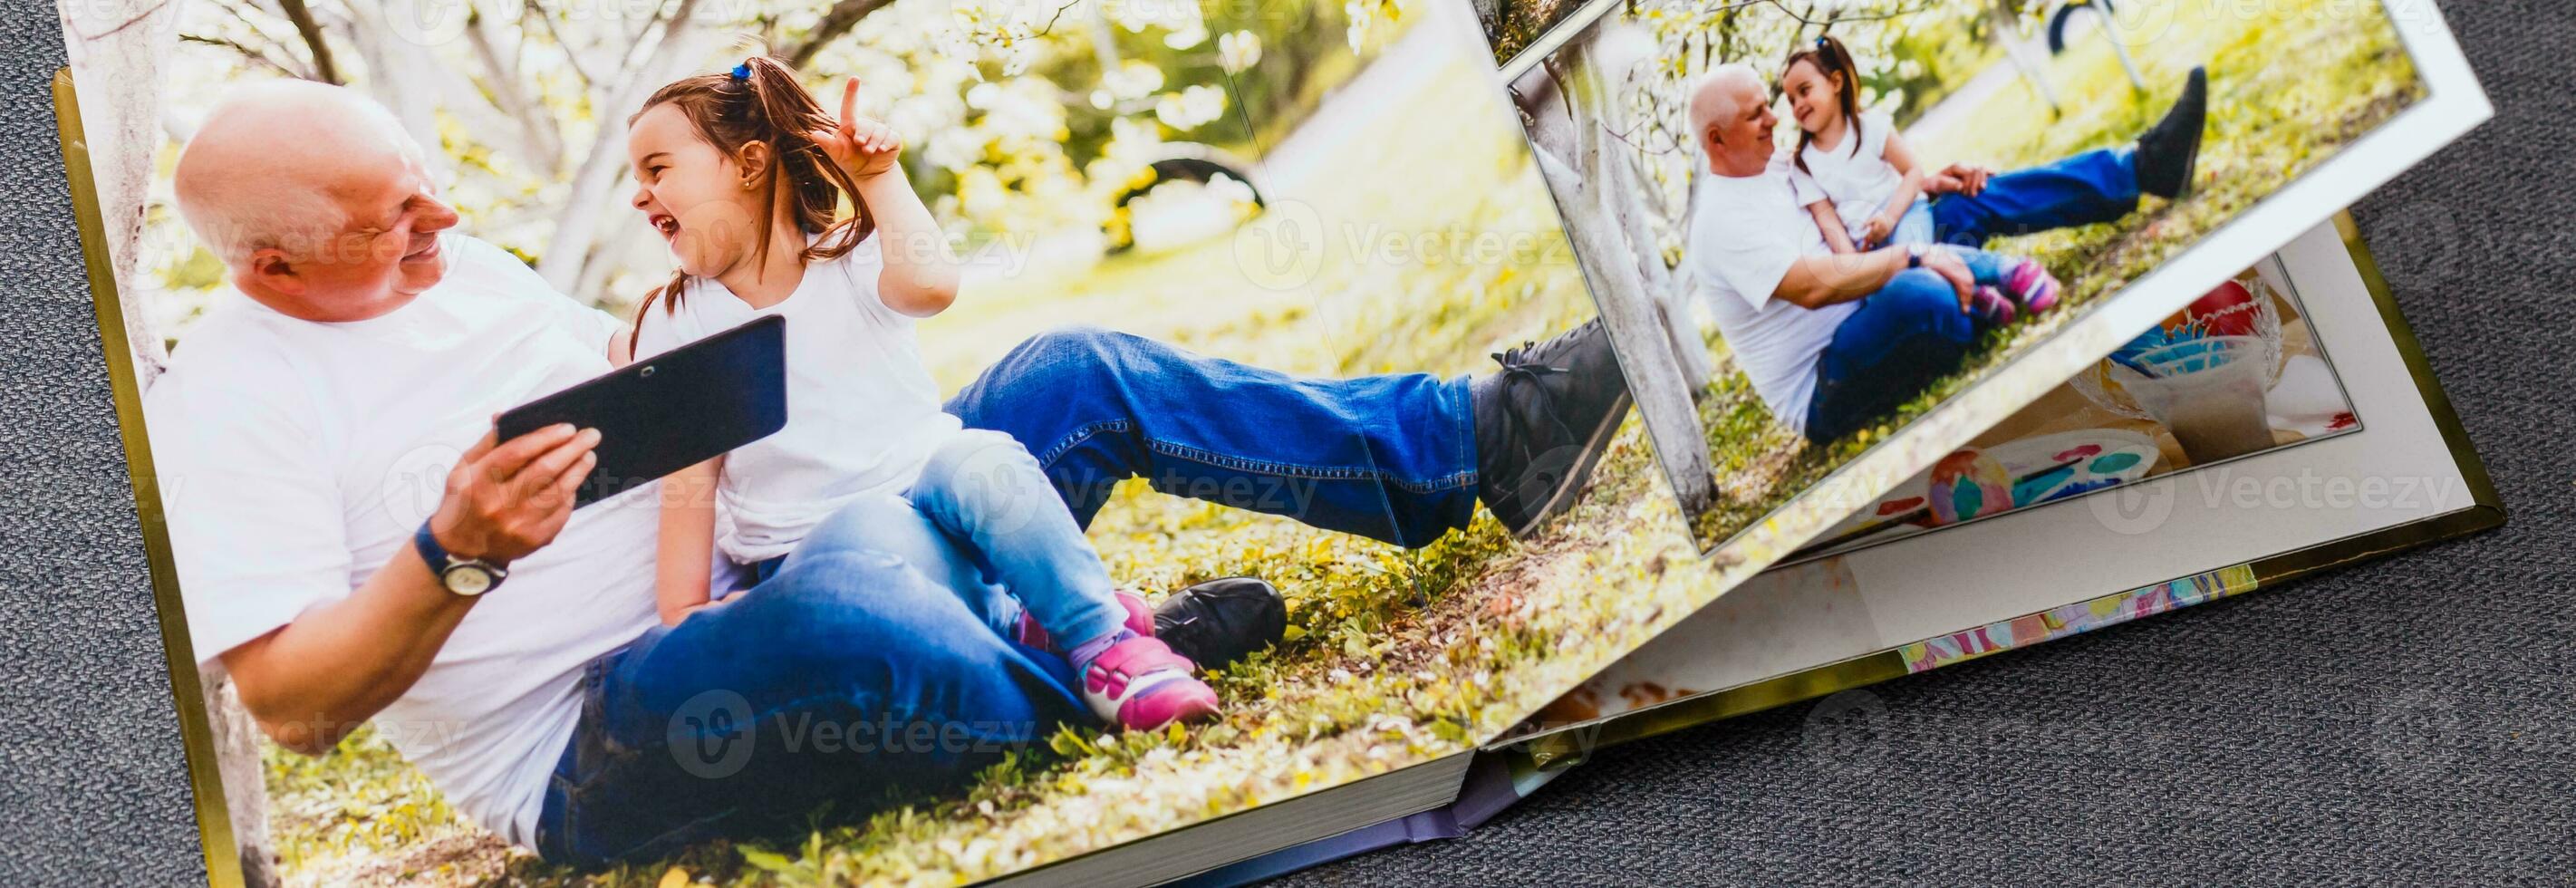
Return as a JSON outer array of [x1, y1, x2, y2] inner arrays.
[[945, 326, 1483, 548], [1800, 147, 2139, 444], [1803, 270, 1979, 442], [534, 542, 1085, 867], [740, 434, 1132, 652], [537, 329, 1487, 865], [1889, 200, 2025, 288], [1925, 146, 2141, 246]]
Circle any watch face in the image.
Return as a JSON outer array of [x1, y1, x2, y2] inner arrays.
[[444, 565, 495, 596]]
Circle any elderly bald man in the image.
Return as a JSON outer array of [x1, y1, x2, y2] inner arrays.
[[1683, 62, 2206, 444], [148, 81, 1630, 866]]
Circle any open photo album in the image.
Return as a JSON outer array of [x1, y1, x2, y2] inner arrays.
[[43, 0, 2493, 883]]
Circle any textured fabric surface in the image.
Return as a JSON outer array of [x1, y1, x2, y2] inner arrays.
[[1282, 2, 2576, 883], [1, 6, 208, 885], [4, 0, 2569, 884]]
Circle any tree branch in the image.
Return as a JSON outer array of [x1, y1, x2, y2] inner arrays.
[[179, 33, 302, 79], [782, 0, 896, 69], [274, 0, 340, 83], [524, 0, 599, 91]]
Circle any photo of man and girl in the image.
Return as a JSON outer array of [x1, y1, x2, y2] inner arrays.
[[63, 0, 1770, 883], [51, 0, 2469, 882], [1498, 0, 2428, 550]]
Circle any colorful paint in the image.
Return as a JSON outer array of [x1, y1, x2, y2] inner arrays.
[[1900, 565, 2260, 672], [2088, 452, 2142, 474], [2011, 464, 2077, 507], [1927, 449, 2013, 526]]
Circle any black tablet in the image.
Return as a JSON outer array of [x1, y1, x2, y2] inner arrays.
[[497, 314, 786, 507]]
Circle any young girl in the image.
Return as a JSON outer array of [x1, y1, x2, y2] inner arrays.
[[620, 57, 1219, 731], [1781, 36, 2061, 319]]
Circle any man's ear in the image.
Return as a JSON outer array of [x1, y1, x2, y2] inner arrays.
[[245, 249, 305, 296]]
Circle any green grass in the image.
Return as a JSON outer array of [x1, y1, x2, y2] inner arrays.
[[265, 51, 1720, 888], [1689, 0, 2425, 545]]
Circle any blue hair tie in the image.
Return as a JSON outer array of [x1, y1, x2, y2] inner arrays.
[[729, 62, 752, 82], [1816, 36, 1829, 50]]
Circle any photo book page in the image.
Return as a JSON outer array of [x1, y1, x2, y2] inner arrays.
[[46, 0, 2487, 883], [1489, 0, 2485, 555], [1517, 217, 2500, 749]]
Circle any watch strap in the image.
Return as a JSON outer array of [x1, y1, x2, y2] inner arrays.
[[413, 521, 505, 594]]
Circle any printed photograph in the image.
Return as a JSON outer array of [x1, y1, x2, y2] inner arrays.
[[1789, 262, 2358, 560], [1497, 0, 2426, 550], [1530, 255, 2368, 727], [55, 0, 1752, 883]]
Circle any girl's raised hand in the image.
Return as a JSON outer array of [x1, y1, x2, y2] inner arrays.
[[810, 78, 902, 180]]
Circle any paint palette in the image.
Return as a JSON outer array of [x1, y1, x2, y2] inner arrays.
[[1795, 430, 2164, 559]]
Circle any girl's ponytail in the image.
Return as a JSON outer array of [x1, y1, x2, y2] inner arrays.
[[1784, 34, 1867, 176], [626, 55, 880, 358]]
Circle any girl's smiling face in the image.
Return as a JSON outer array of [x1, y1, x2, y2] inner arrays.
[[1780, 57, 1842, 136], [627, 102, 770, 280]]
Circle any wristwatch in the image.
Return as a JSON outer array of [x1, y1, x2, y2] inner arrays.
[[414, 521, 507, 596], [1905, 243, 1928, 269]]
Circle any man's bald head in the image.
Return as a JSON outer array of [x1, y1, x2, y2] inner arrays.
[[1686, 63, 1777, 177], [174, 80, 419, 267], [172, 80, 458, 322]]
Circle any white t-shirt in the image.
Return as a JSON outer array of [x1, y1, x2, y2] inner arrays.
[[1688, 157, 1858, 434], [630, 234, 960, 565], [1798, 111, 1905, 236], [146, 235, 663, 849]]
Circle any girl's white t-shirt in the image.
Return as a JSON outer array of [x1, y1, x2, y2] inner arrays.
[[1798, 111, 1905, 236], [632, 234, 961, 564]]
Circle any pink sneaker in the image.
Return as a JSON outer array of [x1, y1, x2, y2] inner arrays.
[[1012, 590, 1153, 651], [1081, 636, 1220, 730], [1969, 286, 2017, 330], [2006, 259, 2061, 314]]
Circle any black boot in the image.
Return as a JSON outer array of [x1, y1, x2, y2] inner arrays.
[[2136, 66, 2208, 200], [1471, 318, 1634, 539], [1153, 577, 1287, 671]]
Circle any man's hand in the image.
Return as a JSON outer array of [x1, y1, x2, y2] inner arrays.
[[1936, 163, 1988, 198], [1915, 247, 1977, 314], [809, 78, 902, 180], [1926, 162, 1993, 198], [428, 423, 598, 564]]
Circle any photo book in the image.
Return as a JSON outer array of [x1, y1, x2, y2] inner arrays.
[[41, 0, 2494, 883]]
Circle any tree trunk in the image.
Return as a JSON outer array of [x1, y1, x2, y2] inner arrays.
[[1530, 143, 1716, 516], [537, 0, 709, 294], [57, 0, 172, 384], [61, 5, 280, 883], [1512, 55, 1717, 515]]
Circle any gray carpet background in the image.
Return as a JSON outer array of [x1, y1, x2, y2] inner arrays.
[[1, 0, 2569, 883]]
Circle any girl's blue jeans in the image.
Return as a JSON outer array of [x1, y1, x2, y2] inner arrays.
[[1804, 146, 2140, 443], [535, 327, 1482, 866]]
